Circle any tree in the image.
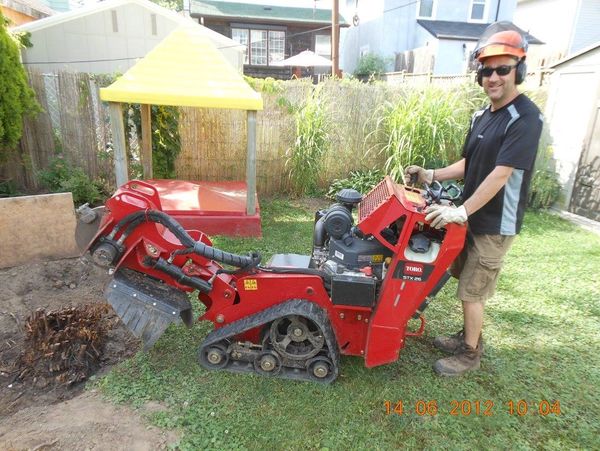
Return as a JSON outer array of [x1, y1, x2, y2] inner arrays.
[[148, 0, 183, 12], [353, 53, 388, 78], [0, 11, 39, 162]]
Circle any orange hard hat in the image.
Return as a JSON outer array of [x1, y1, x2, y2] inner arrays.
[[476, 30, 527, 61]]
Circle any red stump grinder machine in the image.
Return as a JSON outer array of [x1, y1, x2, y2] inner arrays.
[[78, 177, 465, 383]]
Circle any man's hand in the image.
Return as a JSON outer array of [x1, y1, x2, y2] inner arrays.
[[425, 204, 468, 229], [404, 165, 434, 185]]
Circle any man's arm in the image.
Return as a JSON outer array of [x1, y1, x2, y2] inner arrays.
[[462, 165, 513, 216], [424, 164, 514, 229], [433, 159, 466, 182]]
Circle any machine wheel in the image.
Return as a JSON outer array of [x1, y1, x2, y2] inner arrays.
[[306, 356, 333, 380], [200, 343, 229, 370], [253, 350, 282, 376], [269, 315, 325, 360]]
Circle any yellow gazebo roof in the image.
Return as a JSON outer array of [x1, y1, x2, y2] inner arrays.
[[100, 26, 263, 110]]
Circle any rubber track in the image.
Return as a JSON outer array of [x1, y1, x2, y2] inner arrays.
[[198, 299, 340, 384]]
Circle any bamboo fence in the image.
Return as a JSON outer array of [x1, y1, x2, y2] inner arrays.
[[2, 70, 546, 196]]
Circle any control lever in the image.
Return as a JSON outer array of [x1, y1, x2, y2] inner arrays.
[[423, 181, 463, 204]]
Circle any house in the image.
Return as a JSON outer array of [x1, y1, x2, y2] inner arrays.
[[513, 0, 600, 67], [544, 42, 600, 220], [190, 0, 348, 79], [12, 0, 245, 74], [1, 0, 54, 26], [340, 0, 541, 76]]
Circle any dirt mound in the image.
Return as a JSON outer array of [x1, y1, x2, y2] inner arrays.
[[0, 258, 138, 417], [0, 257, 180, 448]]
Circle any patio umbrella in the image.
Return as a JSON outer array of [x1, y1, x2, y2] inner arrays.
[[272, 50, 332, 67]]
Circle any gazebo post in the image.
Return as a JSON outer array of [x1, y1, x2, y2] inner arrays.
[[108, 101, 128, 186], [246, 110, 257, 215], [140, 104, 153, 179]]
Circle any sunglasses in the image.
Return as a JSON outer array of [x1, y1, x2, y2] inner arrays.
[[479, 64, 518, 77]]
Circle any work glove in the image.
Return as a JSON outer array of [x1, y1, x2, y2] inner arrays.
[[425, 204, 468, 229], [404, 165, 434, 185]]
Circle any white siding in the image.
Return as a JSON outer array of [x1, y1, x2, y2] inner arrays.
[[545, 47, 600, 207], [341, 0, 516, 75], [20, 2, 243, 74], [570, 0, 600, 54]]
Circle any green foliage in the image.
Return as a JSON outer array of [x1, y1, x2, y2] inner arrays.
[[327, 168, 384, 200], [528, 169, 562, 210], [244, 76, 284, 94], [354, 53, 389, 77], [0, 11, 40, 162], [367, 83, 486, 180], [127, 104, 181, 179], [38, 156, 109, 206], [147, 0, 182, 11], [97, 200, 600, 450], [527, 124, 561, 210], [0, 178, 19, 197], [286, 87, 330, 195]]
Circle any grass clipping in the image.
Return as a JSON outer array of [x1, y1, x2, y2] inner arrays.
[[18, 304, 111, 386]]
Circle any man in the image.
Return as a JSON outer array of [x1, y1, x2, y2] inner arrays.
[[404, 22, 543, 376]]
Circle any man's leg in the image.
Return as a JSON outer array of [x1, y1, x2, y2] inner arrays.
[[463, 301, 484, 348], [433, 233, 513, 376]]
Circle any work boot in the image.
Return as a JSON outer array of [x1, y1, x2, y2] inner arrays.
[[433, 329, 484, 354], [433, 329, 464, 354], [433, 342, 482, 376]]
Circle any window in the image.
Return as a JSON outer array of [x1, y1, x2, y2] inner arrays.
[[417, 0, 435, 19], [269, 31, 285, 64], [470, 0, 487, 22], [232, 28, 249, 64], [232, 27, 286, 66], [251, 30, 267, 65], [315, 34, 331, 59]]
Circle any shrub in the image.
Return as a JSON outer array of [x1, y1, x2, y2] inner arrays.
[[354, 53, 388, 78], [286, 86, 330, 195], [528, 169, 561, 210], [127, 104, 181, 179], [366, 83, 486, 181], [38, 156, 109, 206], [326, 169, 384, 200], [0, 11, 40, 162]]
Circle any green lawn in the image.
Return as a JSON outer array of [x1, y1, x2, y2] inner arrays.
[[96, 199, 600, 450]]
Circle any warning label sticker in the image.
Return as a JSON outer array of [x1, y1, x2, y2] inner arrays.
[[244, 279, 258, 290]]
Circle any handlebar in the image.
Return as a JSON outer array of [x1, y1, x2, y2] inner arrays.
[[423, 181, 463, 204]]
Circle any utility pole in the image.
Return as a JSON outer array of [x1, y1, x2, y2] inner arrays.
[[332, 0, 341, 77]]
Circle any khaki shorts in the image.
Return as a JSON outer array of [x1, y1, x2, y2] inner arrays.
[[449, 231, 515, 304]]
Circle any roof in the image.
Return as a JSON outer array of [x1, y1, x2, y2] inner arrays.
[[191, 0, 348, 26], [417, 20, 543, 44], [11, 0, 243, 52], [2, 0, 55, 16], [100, 26, 263, 110], [550, 41, 600, 68]]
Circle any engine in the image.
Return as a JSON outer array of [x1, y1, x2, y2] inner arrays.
[[310, 189, 394, 308]]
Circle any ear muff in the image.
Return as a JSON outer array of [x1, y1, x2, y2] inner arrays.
[[476, 58, 527, 86], [515, 58, 526, 85]]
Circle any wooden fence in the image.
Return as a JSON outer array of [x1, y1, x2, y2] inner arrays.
[[1, 70, 114, 190], [1, 70, 546, 197]]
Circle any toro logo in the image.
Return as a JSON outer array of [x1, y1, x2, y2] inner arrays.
[[405, 263, 424, 276]]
